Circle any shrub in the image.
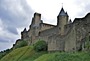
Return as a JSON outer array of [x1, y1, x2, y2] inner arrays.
[[0, 49, 12, 59], [34, 40, 47, 52], [14, 40, 28, 49]]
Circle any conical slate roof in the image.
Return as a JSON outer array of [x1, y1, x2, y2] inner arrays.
[[68, 19, 72, 24], [65, 12, 69, 16], [58, 7, 68, 16]]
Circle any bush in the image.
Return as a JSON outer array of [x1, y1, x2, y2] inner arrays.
[[34, 40, 47, 52], [14, 40, 28, 49], [0, 49, 12, 59]]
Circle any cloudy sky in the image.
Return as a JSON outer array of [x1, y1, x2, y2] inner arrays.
[[0, 0, 90, 51]]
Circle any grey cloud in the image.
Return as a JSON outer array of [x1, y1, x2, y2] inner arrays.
[[0, 32, 18, 43], [6, 26, 18, 35], [0, 37, 10, 43], [0, 0, 33, 34], [0, 0, 34, 51]]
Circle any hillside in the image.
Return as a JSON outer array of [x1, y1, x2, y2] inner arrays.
[[35, 52, 90, 61], [0, 46, 47, 61], [0, 38, 90, 61], [0, 46, 90, 61]]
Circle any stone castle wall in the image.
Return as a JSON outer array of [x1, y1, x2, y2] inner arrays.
[[40, 23, 55, 32], [38, 27, 59, 43], [47, 23, 76, 52], [20, 11, 90, 52]]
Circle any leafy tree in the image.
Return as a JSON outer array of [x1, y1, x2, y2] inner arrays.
[[34, 40, 47, 52]]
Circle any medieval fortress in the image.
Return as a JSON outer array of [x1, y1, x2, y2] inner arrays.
[[20, 7, 90, 52]]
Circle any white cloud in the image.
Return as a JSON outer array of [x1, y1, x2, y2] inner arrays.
[[26, 0, 90, 22]]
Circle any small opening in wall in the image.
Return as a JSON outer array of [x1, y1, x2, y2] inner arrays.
[[39, 32, 40, 36], [72, 48, 75, 50]]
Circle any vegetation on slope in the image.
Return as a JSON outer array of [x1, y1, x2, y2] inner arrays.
[[1, 48, 90, 61], [34, 40, 47, 52], [0, 48, 12, 59], [0, 46, 47, 61], [35, 52, 90, 61], [33, 39, 89, 61], [13, 40, 28, 49], [0, 39, 90, 61], [0, 40, 28, 60]]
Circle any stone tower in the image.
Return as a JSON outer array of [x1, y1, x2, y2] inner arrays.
[[30, 13, 41, 36], [57, 7, 69, 35], [18, 7, 90, 52]]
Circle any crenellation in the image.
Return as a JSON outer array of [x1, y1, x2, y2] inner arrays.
[[20, 7, 90, 52]]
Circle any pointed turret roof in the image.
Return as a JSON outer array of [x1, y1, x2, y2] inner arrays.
[[65, 12, 69, 16], [58, 7, 68, 16], [68, 19, 72, 24]]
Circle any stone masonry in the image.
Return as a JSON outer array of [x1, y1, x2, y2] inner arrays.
[[20, 7, 90, 52]]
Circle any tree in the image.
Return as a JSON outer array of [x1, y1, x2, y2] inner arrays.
[[34, 40, 47, 52]]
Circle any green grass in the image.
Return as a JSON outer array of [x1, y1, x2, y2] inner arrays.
[[0, 46, 90, 61], [0, 46, 47, 61], [35, 52, 90, 61]]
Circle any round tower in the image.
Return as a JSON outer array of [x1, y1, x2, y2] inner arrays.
[[57, 7, 69, 35]]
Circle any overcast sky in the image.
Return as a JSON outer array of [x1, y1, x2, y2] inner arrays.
[[0, 0, 90, 51]]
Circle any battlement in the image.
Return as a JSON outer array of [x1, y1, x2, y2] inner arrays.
[[20, 7, 90, 52], [34, 12, 41, 18]]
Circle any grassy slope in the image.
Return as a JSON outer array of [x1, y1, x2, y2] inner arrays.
[[0, 46, 90, 61], [35, 52, 90, 61], [0, 46, 47, 61]]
